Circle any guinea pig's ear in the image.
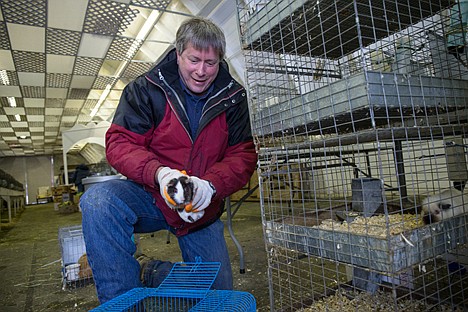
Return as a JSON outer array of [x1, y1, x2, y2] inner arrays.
[[440, 203, 452, 210]]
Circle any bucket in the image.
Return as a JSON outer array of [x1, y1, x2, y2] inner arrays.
[[65, 263, 81, 281], [82, 175, 124, 192]]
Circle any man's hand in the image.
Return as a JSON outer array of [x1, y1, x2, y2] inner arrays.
[[190, 176, 216, 212], [177, 209, 205, 223], [156, 167, 187, 209]]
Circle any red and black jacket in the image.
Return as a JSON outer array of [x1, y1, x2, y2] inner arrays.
[[106, 49, 258, 236]]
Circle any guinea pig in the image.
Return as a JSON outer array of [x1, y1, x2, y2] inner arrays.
[[165, 176, 204, 223], [166, 176, 193, 208], [421, 188, 467, 224]]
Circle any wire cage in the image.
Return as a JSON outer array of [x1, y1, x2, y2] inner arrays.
[[91, 261, 257, 312], [58, 225, 93, 289], [237, 0, 468, 311]]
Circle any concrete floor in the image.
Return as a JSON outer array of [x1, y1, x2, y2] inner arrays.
[[0, 201, 270, 311]]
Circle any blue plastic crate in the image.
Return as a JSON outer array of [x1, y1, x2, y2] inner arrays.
[[91, 260, 256, 312]]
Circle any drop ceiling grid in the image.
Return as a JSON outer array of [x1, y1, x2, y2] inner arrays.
[[0, 0, 172, 157]]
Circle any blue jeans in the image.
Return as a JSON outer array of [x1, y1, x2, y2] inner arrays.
[[80, 179, 233, 304]]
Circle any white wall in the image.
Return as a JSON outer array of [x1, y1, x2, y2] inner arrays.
[[0, 153, 86, 204]]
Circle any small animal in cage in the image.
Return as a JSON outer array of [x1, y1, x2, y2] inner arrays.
[[421, 188, 468, 224], [164, 175, 203, 223], [78, 253, 93, 279]]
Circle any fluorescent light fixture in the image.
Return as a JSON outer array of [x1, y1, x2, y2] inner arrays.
[[0, 70, 10, 85], [14, 114, 21, 121], [114, 60, 129, 78], [7, 96, 17, 107], [137, 10, 160, 40], [90, 84, 112, 117]]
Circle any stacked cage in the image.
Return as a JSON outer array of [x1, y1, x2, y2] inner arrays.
[[58, 225, 93, 289], [237, 0, 468, 311]]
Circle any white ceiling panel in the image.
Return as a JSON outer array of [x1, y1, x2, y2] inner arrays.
[[0, 85, 21, 97], [65, 99, 85, 108], [27, 115, 45, 122], [2, 136, 18, 141], [4, 107, 25, 115], [70, 75, 96, 88], [30, 127, 45, 132], [7, 24, 45, 52], [78, 34, 113, 58], [61, 116, 78, 122], [47, 0, 88, 31], [17, 72, 45, 86], [10, 121, 28, 128], [47, 55, 75, 74], [45, 108, 63, 115], [23, 98, 45, 108], [0, 50, 15, 70], [46, 88, 68, 98]]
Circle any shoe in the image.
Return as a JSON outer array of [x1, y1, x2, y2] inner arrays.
[[136, 254, 153, 283], [137, 255, 174, 288]]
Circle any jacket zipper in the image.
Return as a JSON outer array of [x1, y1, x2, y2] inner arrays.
[[147, 72, 193, 144], [197, 81, 244, 134]]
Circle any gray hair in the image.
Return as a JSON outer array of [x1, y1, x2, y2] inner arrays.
[[175, 17, 226, 61]]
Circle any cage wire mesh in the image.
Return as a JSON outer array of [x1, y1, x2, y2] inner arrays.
[[58, 225, 93, 289], [237, 0, 468, 311], [90, 261, 257, 312]]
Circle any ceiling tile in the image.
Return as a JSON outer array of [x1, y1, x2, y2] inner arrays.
[[21, 86, 45, 98], [23, 98, 45, 108], [46, 73, 72, 88], [74, 57, 103, 76], [10, 121, 28, 128], [2, 135, 18, 141], [61, 116, 77, 122], [7, 23, 45, 52], [84, 0, 138, 36], [45, 98, 65, 107], [0, 23, 11, 50], [47, 0, 88, 31], [46, 28, 81, 55], [45, 107, 63, 115], [13, 51, 46, 72], [27, 115, 45, 122], [47, 55, 75, 74], [25, 107, 44, 115], [0, 70, 19, 86], [68, 88, 90, 99], [45, 120, 60, 127], [0, 50, 15, 70], [2, 0, 46, 27], [70, 75, 95, 88], [0, 85, 22, 97], [46, 88, 68, 99], [30, 129, 45, 134], [17, 72, 45, 86], [4, 107, 25, 115], [65, 99, 85, 109], [78, 33, 113, 58]]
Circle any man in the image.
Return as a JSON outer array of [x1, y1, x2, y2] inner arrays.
[[80, 17, 257, 304]]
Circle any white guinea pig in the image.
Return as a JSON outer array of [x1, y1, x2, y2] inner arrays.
[[421, 188, 467, 224]]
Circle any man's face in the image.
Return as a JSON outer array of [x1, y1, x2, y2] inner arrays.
[[177, 43, 220, 95]]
